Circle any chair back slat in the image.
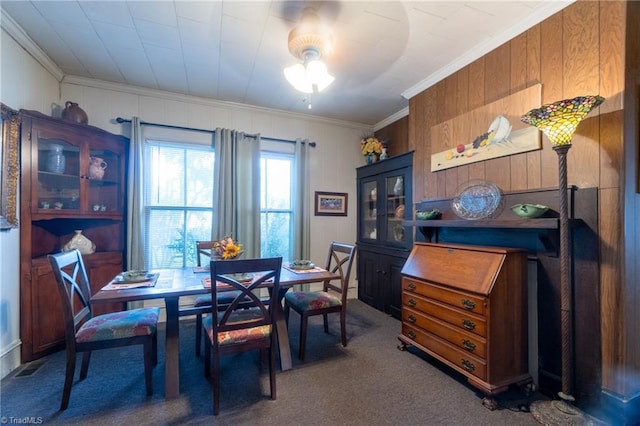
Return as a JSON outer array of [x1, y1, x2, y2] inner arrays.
[[196, 240, 216, 266], [323, 242, 357, 300], [48, 250, 93, 337], [210, 257, 282, 336]]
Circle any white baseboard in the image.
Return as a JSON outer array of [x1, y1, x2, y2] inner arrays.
[[1, 340, 22, 379]]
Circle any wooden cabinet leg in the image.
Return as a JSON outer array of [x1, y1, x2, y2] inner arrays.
[[482, 396, 498, 410]]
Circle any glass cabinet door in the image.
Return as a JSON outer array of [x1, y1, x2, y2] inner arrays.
[[36, 138, 81, 211], [360, 179, 379, 241], [88, 147, 122, 213], [384, 173, 408, 245]]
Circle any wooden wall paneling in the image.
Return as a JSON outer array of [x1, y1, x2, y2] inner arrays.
[[510, 33, 530, 191], [526, 24, 543, 189], [408, 97, 422, 200], [598, 110, 623, 190], [563, 1, 601, 189], [422, 87, 438, 197], [539, 13, 564, 189], [444, 75, 460, 197], [572, 187, 602, 401], [599, 1, 625, 190], [483, 44, 512, 191], [467, 59, 487, 182], [375, 116, 409, 157], [423, 90, 439, 200], [598, 187, 623, 394], [623, 0, 640, 401], [455, 68, 471, 187]]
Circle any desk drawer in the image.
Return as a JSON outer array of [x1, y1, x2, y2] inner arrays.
[[402, 323, 487, 381], [402, 307, 486, 359], [403, 278, 486, 315], [402, 292, 486, 337]]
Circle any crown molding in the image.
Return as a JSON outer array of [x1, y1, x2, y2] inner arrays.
[[373, 107, 409, 131], [1, 9, 64, 82], [401, 0, 575, 100], [62, 75, 372, 131]]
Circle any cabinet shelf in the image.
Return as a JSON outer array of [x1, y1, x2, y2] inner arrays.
[[403, 218, 559, 229]]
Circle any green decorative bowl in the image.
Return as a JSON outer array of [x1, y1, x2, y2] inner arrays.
[[510, 204, 549, 218], [415, 209, 442, 220]]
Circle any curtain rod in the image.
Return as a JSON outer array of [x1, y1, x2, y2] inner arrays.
[[115, 117, 316, 147]]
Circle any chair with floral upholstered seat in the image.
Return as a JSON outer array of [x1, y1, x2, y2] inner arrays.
[[284, 242, 356, 361], [179, 240, 248, 357], [48, 249, 159, 411], [203, 257, 282, 415]]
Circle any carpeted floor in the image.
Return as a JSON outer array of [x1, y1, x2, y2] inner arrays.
[[1, 299, 544, 425]]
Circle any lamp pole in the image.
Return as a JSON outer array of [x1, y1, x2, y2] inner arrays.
[[554, 144, 576, 407]]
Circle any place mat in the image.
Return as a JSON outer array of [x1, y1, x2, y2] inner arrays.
[[102, 273, 159, 290], [283, 265, 327, 274]]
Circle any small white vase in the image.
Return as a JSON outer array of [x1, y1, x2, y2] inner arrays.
[[63, 230, 96, 255]]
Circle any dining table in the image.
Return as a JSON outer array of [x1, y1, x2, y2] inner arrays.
[[91, 265, 340, 399]]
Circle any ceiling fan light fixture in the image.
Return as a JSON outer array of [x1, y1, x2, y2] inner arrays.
[[284, 7, 334, 94], [284, 63, 313, 93]]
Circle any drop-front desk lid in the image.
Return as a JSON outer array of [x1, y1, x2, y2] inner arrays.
[[401, 242, 524, 296]]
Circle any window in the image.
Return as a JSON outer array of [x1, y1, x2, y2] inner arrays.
[[143, 141, 295, 269], [144, 141, 214, 269], [260, 153, 293, 260]]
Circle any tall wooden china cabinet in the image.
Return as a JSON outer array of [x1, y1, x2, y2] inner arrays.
[[19, 110, 128, 362], [356, 151, 413, 319]]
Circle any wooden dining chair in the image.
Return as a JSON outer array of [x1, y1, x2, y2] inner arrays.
[[203, 257, 282, 415], [179, 240, 248, 357], [47, 249, 160, 410], [284, 242, 357, 361]]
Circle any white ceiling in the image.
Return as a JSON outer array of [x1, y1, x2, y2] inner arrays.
[[1, 1, 572, 127]]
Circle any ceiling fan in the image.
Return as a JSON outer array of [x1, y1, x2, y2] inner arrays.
[[283, 7, 335, 95]]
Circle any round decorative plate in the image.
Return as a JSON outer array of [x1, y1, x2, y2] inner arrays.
[[452, 181, 502, 220]]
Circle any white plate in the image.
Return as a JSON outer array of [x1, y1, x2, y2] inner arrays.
[[114, 273, 154, 283], [289, 263, 315, 270]]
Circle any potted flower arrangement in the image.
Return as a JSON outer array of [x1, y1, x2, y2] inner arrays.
[[360, 136, 384, 164], [213, 236, 242, 260]]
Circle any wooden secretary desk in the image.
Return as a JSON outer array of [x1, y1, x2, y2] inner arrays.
[[398, 242, 531, 409]]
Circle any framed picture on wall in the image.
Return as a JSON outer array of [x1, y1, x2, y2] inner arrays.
[[314, 191, 348, 216], [1, 104, 20, 230]]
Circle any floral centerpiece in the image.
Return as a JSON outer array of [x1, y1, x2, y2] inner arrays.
[[213, 236, 242, 260], [360, 136, 384, 164]]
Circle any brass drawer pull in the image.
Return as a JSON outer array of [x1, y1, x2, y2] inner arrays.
[[407, 298, 417, 307], [408, 282, 416, 291], [462, 319, 476, 330], [461, 359, 475, 372], [407, 314, 417, 323], [407, 330, 417, 339], [462, 339, 476, 352], [461, 298, 476, 310]]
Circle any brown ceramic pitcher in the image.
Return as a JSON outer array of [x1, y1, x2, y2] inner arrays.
[[61, 101, 88, 124]]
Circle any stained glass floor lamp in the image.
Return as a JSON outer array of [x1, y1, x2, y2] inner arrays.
[[521, 95, 605, 425]]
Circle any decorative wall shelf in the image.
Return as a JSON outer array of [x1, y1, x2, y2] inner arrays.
[[404, 218, 559, 229]]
